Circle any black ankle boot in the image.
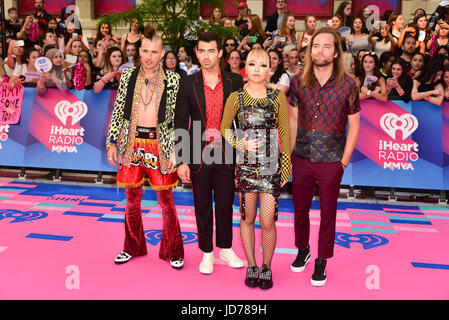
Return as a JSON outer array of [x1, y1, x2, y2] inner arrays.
[[258, 264, 273, 289], [245, 266, 259, 288]]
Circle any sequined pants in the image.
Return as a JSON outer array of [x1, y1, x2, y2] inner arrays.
[[291, 155, 344, 259], [119, 129, 184, 260], [123, 186, 184, 260]]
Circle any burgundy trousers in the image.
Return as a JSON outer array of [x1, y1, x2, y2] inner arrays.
[[123, 186, 184, 261], [291, 155, 344, 259]]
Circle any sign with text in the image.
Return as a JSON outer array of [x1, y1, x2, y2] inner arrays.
[[0, 83, 25, 125], [0, 91, 447, 191]]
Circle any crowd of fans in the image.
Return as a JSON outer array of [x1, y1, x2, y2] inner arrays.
[[2, 0, 449, 105]]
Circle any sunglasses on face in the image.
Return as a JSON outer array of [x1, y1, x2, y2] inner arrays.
[[225, 43, 236, 47]]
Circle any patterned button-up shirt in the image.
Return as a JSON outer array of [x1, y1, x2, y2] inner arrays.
[[289, 72, 360, 162], [204, 72, 224, 146]]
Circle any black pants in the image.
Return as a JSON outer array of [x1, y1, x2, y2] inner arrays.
[[190, 163, 235, 253]]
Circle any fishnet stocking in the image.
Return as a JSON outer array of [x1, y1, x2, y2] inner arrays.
[[239, 192, 258, 267], [239, 192, 278, 269], [259, 193, 277, 269]]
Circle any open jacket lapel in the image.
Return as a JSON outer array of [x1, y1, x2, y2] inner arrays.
[[221, 70, 232, 112], [193, 71, 206, 127]]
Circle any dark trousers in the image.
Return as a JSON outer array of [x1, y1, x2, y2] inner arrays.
[[291, 155, 344, 259], [190, 163, 235, 253]]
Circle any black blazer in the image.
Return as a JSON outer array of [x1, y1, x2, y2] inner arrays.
[[265, 12, 279, 33], [174, 70, 244, 172]]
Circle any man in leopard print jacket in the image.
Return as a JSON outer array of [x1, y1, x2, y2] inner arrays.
[[105, 24, 184, 270]]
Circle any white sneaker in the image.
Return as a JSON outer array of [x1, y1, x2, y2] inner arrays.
[[199, 252, 214, 274], [219, 248, 244, 268]]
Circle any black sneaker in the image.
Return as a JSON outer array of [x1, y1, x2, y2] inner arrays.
[[244, 266, 259, 288], [311, 258, 327, 286], [291, 245, 311, 272], [258, 265, 273, 290]]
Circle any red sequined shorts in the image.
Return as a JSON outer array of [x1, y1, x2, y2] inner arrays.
[[117, 127, 178, 190]]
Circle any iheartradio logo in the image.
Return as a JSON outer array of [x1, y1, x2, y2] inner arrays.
[[54, 100, 88, 126], [379, 113, 418, 140]]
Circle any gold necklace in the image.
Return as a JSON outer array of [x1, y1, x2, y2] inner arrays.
[[140, 68, 160, 110]]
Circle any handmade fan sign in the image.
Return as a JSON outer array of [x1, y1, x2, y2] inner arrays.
[[363, 75, 378, 88], [0, 82, 25, 125], [34, 57, 52, 73], [338, 27, 351, 38]]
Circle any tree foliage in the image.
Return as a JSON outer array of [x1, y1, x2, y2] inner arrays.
[[98, 0, 241, 50]]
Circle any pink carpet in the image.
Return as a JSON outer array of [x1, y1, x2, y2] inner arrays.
[[0, 178, 448, 300]]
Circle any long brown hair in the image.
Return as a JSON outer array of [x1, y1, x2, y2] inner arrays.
[[249, 14, 265, 38], [301, 27, 345, 87], [280, 12, 296, 41]]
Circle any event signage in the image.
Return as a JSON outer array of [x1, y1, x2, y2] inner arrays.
[[0, 83, 25, 125], [0, 88, 446, 190]]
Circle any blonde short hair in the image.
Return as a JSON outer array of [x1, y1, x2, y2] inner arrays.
[[245, 48, 273, 88], [245, 48, 270, 69]]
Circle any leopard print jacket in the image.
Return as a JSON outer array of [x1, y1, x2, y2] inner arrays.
[[106, 67, 180, 173]]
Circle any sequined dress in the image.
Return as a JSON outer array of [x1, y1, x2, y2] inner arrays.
[[220, 88, 291, 220]]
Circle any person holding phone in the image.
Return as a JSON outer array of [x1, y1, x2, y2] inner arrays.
[[411, 57, 445, 106], [272, 12, 296, 50], [93, 23, 119, 49], [427, 20, 449, 57], [93, 47, 124, 93], [386, 59, 413, 102], [4, 39, 26, 77], [59, 22, 89, 54], [396, 13, 430, 54], [8, 47, 40, 88], [368, 23, 396, 58], [346, 17, 371, 56]]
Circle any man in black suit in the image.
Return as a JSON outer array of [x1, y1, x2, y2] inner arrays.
[[175, 32, 244, 274], [265, 0, 287, 34]]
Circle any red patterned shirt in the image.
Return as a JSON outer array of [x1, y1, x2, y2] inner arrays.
[[204, 72, 224, 146], [289, 72, 361, 162]]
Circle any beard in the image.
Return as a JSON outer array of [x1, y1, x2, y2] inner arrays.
[[311, 55, 334, 67]]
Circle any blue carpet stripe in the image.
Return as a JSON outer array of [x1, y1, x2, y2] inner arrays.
[[78, 202, 116, 207], [0, 196, 10, 200], [26, 233, 73, 241], [63, 211, 104, 217], [387, 216, 430, 221], [384, 211, 424, 215], [411, 262, 449, 270], [101, 214, 124, 220], [36, 202, 75, 208], [0, 188, 28, 192], [351, 227, 396, 234], [110, 207, 149, 213], [389, 219, 432, 225], [350, 220, 393, 226], [427, 215, 449, 220], [233, 223, 261, 229], [97, 218, 124, 223], [419, 206, 449, 211]]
